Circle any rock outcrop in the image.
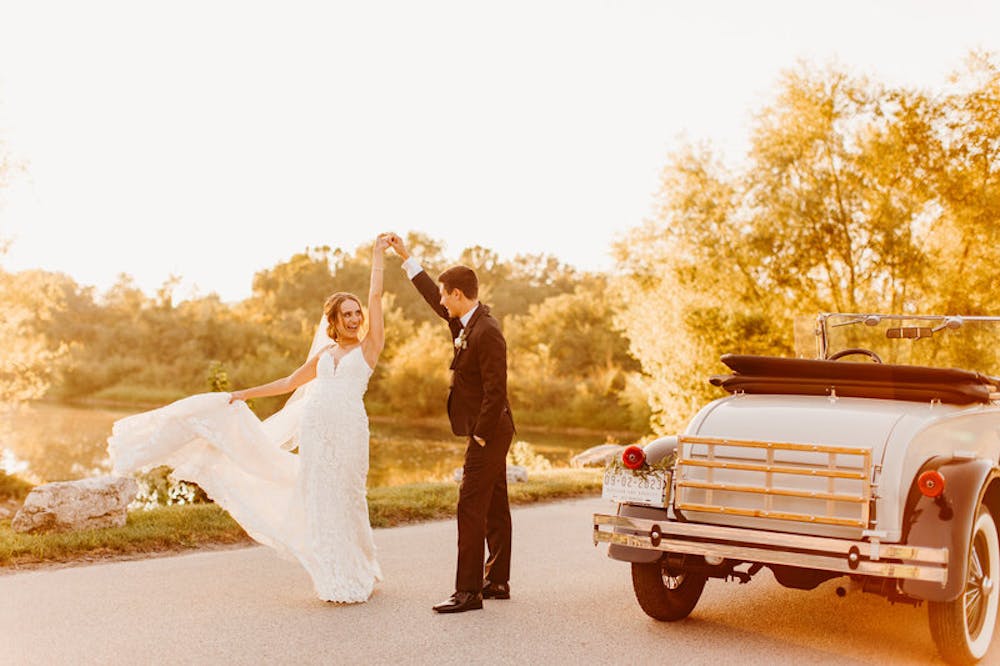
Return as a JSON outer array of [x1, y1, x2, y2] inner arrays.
[[12, 476, 138, 534]]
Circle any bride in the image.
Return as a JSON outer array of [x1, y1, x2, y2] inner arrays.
[[107, 235, 390, 603]]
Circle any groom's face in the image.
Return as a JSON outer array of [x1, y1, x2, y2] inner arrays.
[[439, 284, 463, 318]]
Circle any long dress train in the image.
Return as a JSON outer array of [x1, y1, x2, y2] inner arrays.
[[107, 346, 382, 602]]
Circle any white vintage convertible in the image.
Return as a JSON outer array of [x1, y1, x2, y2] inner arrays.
[[594, 313, 1000, 664]]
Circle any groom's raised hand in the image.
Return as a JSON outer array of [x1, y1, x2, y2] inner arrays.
[[385, 233, 410, 260]]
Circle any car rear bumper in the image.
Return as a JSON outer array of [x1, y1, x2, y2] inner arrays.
[[593, 512, 949, 584]]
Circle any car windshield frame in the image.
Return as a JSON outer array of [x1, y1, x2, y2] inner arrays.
[[815, 313, 1000, 376]]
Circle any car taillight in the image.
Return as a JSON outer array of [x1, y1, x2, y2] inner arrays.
[[918, 470, 946, 498], [622, 445, 646, 470]]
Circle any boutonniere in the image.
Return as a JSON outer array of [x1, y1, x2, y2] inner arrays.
[[454, 327, 468, 351]]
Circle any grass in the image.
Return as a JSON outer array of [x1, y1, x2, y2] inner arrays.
[[0, 504, 249, 569], [0, 471, 34, 501], [0, 468, 602, 569], [368, 468, 602, 527]]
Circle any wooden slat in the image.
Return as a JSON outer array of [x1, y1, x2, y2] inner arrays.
[[675, 480, 867, 503], [675, 502, 865, 528], [765, 446, 774, 513], [677, 458, 867, 480], [679, 435, 872, 457], [674, 436, 873, 528]]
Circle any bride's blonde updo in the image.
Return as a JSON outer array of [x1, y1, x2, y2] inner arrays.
[[323, 292, 363, 341]]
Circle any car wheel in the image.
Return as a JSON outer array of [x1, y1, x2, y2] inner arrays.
[[928, 507, 1000, 664], [630, 560, 707, 621]]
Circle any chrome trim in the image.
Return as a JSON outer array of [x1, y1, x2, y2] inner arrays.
[[594, 513, 948, 584]]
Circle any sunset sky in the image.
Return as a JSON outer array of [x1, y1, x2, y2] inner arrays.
[[1, 1, 998, 302]]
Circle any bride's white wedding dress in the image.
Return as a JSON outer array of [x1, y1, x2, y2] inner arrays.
[[107, 345, 382, 603]]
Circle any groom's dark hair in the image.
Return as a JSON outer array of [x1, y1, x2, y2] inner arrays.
[[438, 265, 478, 300]]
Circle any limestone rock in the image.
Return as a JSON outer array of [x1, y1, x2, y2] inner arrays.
[[570, 444, 626, 468], [11, 476, 138, 534], [453, 464, 529, 484]]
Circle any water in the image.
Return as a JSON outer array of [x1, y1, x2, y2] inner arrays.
[[1, 403, 627, 487]]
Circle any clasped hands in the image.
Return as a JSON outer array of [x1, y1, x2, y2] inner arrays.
[[376, 232, 407, 259]]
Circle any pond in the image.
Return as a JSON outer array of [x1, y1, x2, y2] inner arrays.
[[1, 402, 631, 487]]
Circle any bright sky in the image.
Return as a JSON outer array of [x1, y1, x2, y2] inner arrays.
[[0, 1, 998, 302]]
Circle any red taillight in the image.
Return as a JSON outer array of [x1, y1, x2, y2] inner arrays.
[[918, 470, 946, 498], [622, 445, 646, 470]]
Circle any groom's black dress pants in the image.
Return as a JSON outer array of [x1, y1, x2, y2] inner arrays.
[[456, 413, 515, 593]]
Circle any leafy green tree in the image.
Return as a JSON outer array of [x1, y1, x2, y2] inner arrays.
[[506, 276, 637, 375], [0, 268, 61, 407], [924, 52, 1000, 314], [246, 246, 337, 321], [376, 322, 452, 417], [3, 229, 648, 434], [504, 277, 650, 432], [617, 54, 1000, 433]]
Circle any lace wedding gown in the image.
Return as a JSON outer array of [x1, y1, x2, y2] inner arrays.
[[107, 346, 383, 603]]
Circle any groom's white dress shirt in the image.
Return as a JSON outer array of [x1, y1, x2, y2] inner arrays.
[[460, 304, 478, 327], [400, 257, 424, 280]]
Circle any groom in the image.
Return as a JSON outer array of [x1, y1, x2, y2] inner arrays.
[[387, 234, 516, 613]]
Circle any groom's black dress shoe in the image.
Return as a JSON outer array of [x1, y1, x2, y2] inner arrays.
[[432, 591, 483, 613], [481, 581, 510, 600]]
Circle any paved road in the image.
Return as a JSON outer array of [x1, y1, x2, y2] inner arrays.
[[2, 497, 997, 665]]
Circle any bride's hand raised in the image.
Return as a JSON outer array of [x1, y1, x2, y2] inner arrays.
[[383, 233, 409, 260], [374, 234, 391, 253]]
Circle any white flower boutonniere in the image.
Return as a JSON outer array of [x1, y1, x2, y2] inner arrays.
[[454, 328, 468, 351]]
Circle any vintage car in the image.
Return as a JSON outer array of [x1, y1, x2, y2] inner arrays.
[[593, 313, 1000, 664]]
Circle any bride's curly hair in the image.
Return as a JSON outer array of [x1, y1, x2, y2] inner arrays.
[[324, 292, 363, 341]]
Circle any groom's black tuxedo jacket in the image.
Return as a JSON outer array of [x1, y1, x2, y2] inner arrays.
[[411, 270, 514, 441]]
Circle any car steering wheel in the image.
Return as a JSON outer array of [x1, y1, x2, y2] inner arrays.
[[828, 348, 884, 364]]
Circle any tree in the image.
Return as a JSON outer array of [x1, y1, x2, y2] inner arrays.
[[924, 51, 1000, 314], [504, 277, 650, 432], [616, 54, 1000, 433], [376, 322, 452, 417], [247, 246, 338, 320], [0, 265, 69, 432], [0, 273, 57, 406]]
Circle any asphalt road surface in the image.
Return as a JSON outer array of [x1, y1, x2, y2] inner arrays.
[[2, 496, 997, 665]]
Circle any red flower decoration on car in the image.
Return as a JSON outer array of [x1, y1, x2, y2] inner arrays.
[[622, 445, 646, 470]]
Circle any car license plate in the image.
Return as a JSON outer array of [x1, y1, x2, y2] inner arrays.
[[602, 467, 671, 507]]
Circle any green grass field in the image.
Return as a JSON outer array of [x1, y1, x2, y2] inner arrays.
[[0, 469, 602, 568]]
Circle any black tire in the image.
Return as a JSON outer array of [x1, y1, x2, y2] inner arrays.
[[928, 507, 1000, 664], [630, 560, 707, 621]]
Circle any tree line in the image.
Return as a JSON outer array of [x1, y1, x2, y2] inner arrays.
[[1, 233, 649, 433]]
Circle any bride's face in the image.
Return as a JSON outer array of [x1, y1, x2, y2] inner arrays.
[[335, 299, 364, 340]]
